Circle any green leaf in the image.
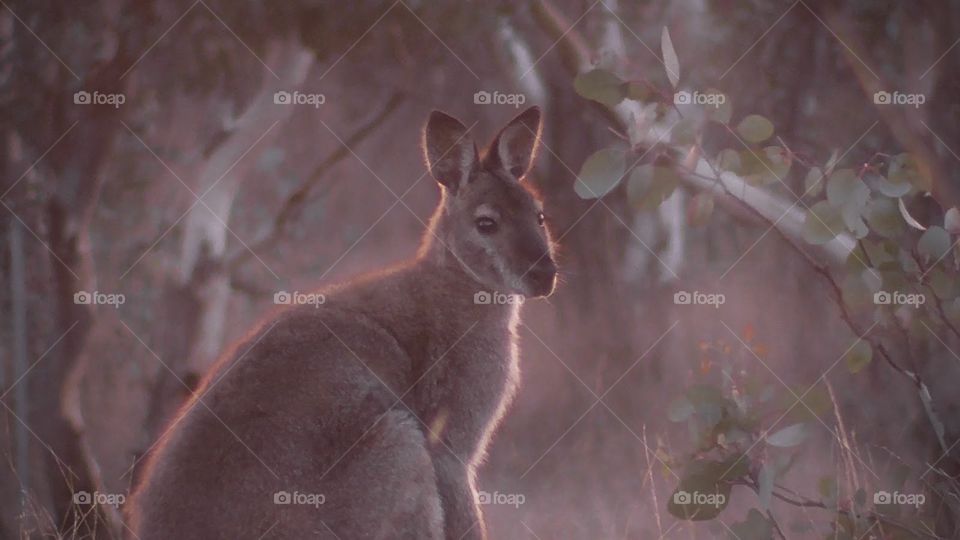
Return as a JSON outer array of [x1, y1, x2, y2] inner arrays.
[[685, 384, 726, 428], [864, 198, 904, 239], [661, 27, 680, 88], [624, 81, 651, 101], [845, 340, 873, 374], [824, 169, 870, 237], [706, 88, 732, 124], [888, 153, 930, 192], [717, 149, 741, 173], [574, 147, 627, 199], [574, 69, 625, 108], [667, 457, 746, 521], [779, 382, 831, 423], [804, 166, 824, 197], [739, 147, 788, 186], [871, 174, 912, 198], [826, 169, 868, 209], [803, 201, 844, 245], [728, 509, 774, 540], [918, 226, 952, 263], [765, 423, 806, 447], [627, 165, 679, 210], [687, 192, 715, 227], [945, 207, 960, 234], [736, 115, 774, 143]]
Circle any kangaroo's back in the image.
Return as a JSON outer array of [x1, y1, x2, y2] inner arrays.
[[127, 106, 556, 540]]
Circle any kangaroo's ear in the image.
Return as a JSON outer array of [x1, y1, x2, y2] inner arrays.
[[423, 111, 477, 193], [485, 106, 542, 180]]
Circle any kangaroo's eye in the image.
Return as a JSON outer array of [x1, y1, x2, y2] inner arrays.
[[475, 216, 498, 234], [537, 212, 545, 226]]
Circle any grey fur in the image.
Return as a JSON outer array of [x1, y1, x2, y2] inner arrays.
[[127, 107, 555, 539]]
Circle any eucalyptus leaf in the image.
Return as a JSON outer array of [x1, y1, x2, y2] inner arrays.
[[627, 165, 679, 210], [661, 27, 680, 88], [864, 198, 904, 239], [574, 69, 625, 108], [918, 226, 952, 263], [667, 457, 746, 521], [804, 166, 824, 197], [766, 423, 806, 447], [574, 147, 627, 199], [717, 149, 741, 173], [736, 115, 774, 143], [945, 207, 960, 234], [803, 201, 844, 245]]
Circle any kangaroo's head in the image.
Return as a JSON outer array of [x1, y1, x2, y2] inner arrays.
[[421, 106, 556, 298]]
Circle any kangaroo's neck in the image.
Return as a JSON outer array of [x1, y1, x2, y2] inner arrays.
[[417, 194, 454, 266]]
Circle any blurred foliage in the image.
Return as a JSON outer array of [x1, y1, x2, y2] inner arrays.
[[571, 23, 958, 540]]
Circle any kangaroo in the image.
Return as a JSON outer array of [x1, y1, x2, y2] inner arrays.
[[126, 106, 555, 539]]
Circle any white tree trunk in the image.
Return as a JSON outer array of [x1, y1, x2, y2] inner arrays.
[[180, 40, 314, 372]]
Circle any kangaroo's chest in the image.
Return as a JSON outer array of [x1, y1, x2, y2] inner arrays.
[[410, 330, 519, 460]]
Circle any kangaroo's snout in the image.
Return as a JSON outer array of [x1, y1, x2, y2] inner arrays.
[[525, 257, 557, 297]]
